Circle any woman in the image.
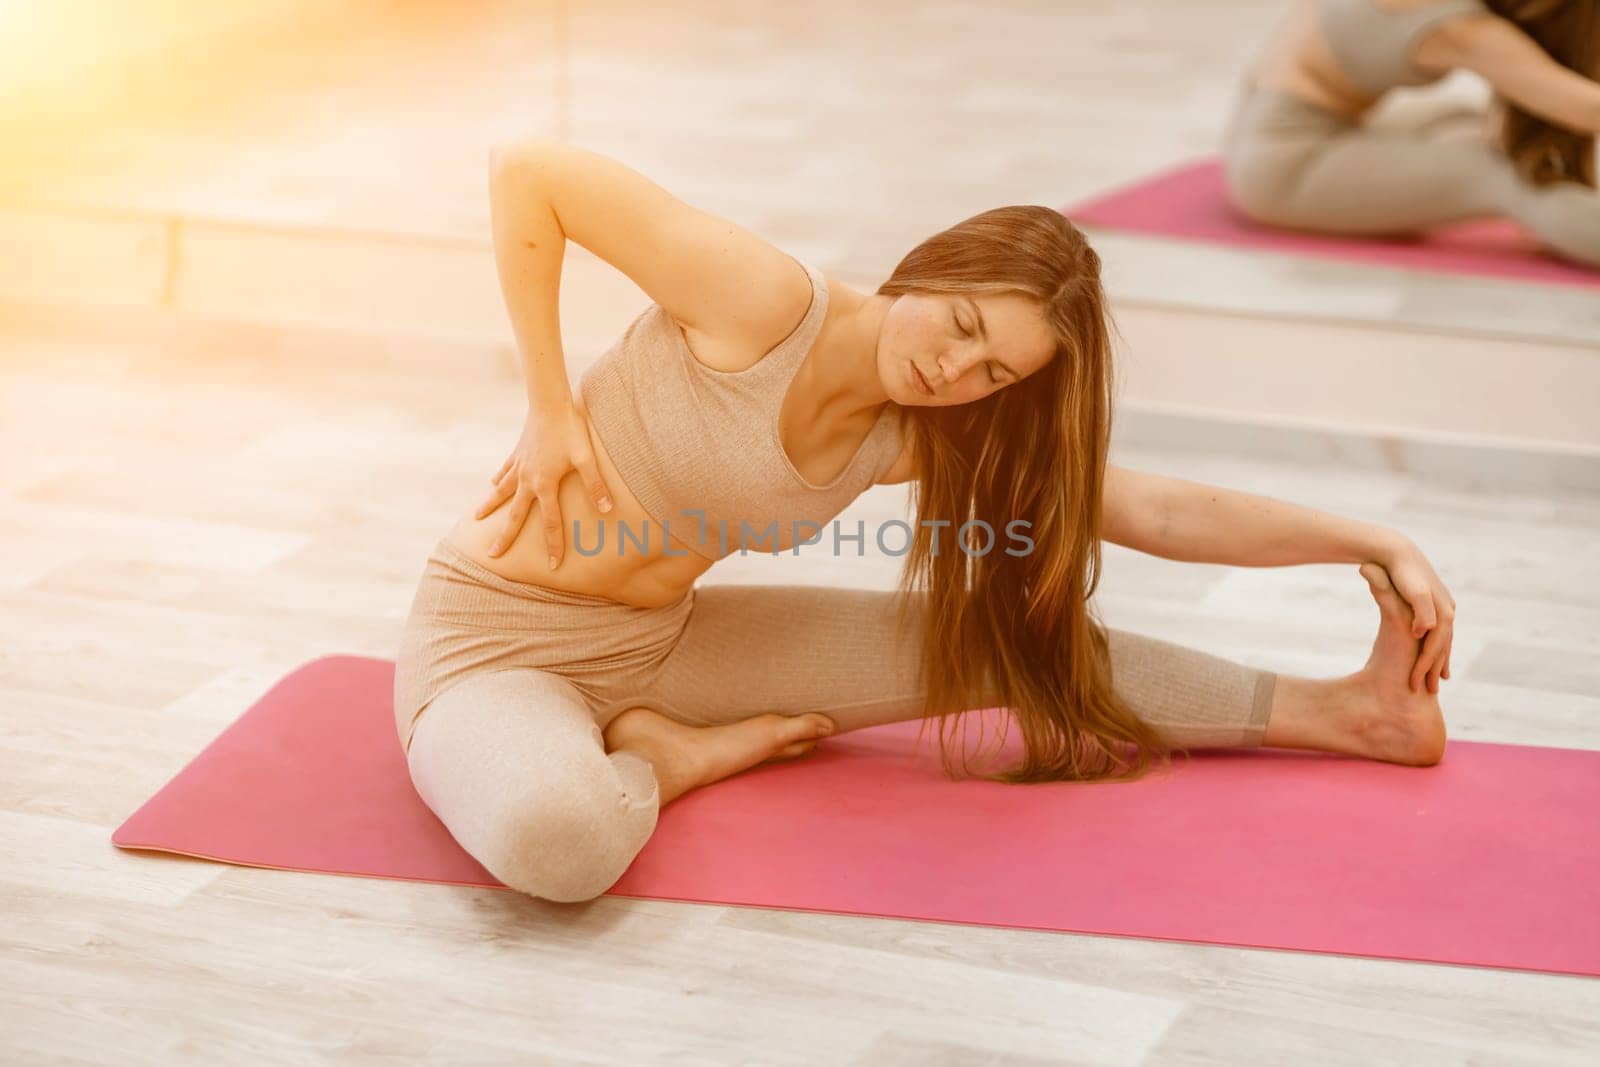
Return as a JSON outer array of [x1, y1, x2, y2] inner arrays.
[[1225, 0, 1600, 266], [392, 140, 1455, 904]]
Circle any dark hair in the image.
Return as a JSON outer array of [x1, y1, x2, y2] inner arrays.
[[1487, 0, 1599, 186]]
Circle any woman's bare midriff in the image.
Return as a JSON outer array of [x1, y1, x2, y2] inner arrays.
[[447, 282, 896, 609], [446, 415, 715, 609], [1250, 0, 1382, 119]]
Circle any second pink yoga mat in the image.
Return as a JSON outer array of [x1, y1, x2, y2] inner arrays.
[[114, 655, 1600, 977], [1066, 158, 1600, 290]]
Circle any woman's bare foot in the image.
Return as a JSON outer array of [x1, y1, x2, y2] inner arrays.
[[1345, 562, 1448, 765], [1262, 563, 1447, 765], [601, 707, 837, 805]]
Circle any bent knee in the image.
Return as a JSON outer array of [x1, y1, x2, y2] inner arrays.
[[1223, 156, 1304, 229], [482, 793, 656, 903]]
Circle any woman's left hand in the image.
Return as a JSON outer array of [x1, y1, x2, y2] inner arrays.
[[1375, 534, 1457, 694]]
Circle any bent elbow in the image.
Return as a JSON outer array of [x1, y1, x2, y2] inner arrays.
[[489, 137, 564, 181]]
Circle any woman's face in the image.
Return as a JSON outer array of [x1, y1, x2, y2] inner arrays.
[[876, 291, 1057, 407]]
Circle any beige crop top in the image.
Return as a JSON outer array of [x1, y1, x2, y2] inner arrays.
[[577, 259, 905, 562], [1320, 0, 1489, 97]]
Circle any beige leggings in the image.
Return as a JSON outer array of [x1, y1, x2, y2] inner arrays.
[[393, 538, 1278, 902], [1223, 86, 1600, 268]]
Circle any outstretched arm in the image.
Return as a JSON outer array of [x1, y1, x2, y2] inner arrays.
[[1103, 464, 1397, 568], [1416, 13, 1600, 135], [1102, 465, 1456, 693]]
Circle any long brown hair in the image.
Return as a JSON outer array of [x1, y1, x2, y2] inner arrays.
[[881, 206, 1174, 785], [1487, 0, 1599, 186]]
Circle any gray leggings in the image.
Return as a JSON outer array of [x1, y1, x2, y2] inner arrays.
[[393, 538, 1278, 903], [1223, 86, 1600, 268]]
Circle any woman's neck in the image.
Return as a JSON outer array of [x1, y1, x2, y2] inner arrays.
[[800, 279, 894, 424]]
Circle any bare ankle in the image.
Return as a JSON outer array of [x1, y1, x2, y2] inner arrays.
[[602, 708, 700, 805], [1262, 673, 1368, 754], [615, 740, 697, 806]]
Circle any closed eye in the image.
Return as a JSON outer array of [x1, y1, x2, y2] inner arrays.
[[952, 308, 998, 384], [955, 308, 1006, 387]]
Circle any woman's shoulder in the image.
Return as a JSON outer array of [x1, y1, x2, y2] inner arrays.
[[673, 255, 821, 374]]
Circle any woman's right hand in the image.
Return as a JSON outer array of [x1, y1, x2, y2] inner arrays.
[[475, 395, 614, 566]]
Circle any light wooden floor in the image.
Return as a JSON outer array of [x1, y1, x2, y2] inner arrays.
[[4, 1, 1600, 1063], [3, 294, 1599, 1064], [4, 0, 1596, 346]]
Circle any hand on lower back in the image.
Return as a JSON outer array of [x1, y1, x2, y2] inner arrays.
[[475, 396, 613, 566]]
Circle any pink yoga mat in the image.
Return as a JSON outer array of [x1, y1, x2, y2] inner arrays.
[[114, 655, 1600, 977], [1065, 158, 1600, 290]]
